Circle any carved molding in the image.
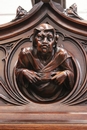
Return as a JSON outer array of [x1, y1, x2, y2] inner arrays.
[[0, 0, 87, 125], [0, 0, 87, 105], [0, 28, 87, 105]]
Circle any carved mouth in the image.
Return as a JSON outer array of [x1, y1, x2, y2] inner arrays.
[[41, 45, 49, 52], [42, 45, 48, 48]]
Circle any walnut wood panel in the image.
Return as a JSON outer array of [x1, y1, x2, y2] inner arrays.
[[0, 124, 87, 130], [0, 0, 87, 129]]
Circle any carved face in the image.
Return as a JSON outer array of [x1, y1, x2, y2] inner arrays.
[[34, 30, 55, 54]]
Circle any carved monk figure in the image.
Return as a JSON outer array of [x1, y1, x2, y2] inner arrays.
[[15, 23, 74, 102]]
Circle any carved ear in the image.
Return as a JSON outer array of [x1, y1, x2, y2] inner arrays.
[[55, 34, 59, 44], [55, 34, 59, 42], [53, 34, 59, 50]]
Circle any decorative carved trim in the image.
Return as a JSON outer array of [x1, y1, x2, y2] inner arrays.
[[64, 3, 83, 20], [0, 0, 87, 125], [0, 29, 87, 105]]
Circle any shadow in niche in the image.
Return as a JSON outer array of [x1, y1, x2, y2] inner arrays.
[[13, 49, 78, 104], [11, 23, 81, 105]]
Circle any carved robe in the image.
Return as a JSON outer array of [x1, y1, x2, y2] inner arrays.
[[15, 47, 74, 102]]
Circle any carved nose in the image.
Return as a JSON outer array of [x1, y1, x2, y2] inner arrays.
[[43, 37, 47, 43]]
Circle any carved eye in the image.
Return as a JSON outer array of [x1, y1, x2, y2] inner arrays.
[[36, 34, 43, 41], [47, 35, 53, 41]]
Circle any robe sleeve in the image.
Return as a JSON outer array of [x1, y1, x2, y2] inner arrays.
[[15, 48, 31, 87], [61, 57, 75, 90]]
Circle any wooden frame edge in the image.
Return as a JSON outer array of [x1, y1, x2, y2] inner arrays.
[[0, 124, 87, 130]]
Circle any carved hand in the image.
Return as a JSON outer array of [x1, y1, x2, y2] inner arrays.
[[51, 71, 68, 85], [22, 69, 41, 84]]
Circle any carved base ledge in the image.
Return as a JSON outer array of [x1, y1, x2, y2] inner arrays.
[[0, 124, 87, 130]]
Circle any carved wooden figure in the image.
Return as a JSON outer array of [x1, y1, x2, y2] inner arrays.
[[15, 23, 75, 103], [0, 0, 87, 129]]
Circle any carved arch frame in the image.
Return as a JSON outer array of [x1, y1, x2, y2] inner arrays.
[[0, 0, 87, 128]]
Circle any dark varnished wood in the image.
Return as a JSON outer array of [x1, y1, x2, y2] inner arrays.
[[0, 0, 87, 129], [15, 23, 75, 103], [0, 124, 87, 130]]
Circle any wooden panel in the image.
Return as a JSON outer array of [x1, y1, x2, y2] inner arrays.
[[0, 124, 87, 130], [0, 0, 87, 129]]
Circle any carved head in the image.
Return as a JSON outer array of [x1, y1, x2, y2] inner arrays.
[[33, 23, 59, 55]]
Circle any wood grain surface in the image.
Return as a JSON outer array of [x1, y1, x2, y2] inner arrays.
[[0, 124, 87, 130]]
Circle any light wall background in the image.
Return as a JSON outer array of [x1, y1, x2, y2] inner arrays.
[[0, 0, 87, 25], [0, 0, 32, 25], [66, 0, 87, 20]]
